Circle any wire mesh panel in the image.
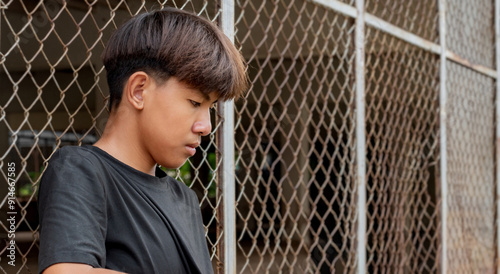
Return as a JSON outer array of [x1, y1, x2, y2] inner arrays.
[[444, 0, 497, 272], [364, 28, 441, 273], [0, 1, 223, 273], [446, 61, 496, 273], [365, 0, 439, 43], [234, 1, 357, 273], [446, 0, 495, 69]]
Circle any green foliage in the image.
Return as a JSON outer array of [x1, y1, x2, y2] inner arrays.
[[161, 152, 218, 198], [19, 167, 43, 197], [207, 152, 216, 198]]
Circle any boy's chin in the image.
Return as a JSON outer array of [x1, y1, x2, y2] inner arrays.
[[159, 160, 188, 170]]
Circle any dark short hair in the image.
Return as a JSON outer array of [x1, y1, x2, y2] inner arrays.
[[102, 8, 247, 111]]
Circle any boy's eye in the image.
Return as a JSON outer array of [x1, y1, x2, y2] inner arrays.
[[190, 100, 201, 107]]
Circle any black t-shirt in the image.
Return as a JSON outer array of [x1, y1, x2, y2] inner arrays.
[[38, 145, 214, 274]]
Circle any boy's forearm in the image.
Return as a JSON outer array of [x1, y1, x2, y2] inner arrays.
[[85, 269, 127, 274], [43, 263, 127, 274]]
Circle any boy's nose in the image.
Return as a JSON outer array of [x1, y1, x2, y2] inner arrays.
[[193, 113, 212, 136]]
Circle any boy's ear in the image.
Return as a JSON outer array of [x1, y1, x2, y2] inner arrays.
[[125, 71, 150, 110]]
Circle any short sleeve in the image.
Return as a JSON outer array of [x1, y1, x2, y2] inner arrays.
[[38, 147, 107, 273]]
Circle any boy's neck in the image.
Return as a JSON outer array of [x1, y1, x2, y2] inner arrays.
[[94, 112, 156, 176]]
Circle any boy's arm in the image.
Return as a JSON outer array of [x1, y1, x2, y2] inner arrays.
[[43, 263, 126, 273], [38, 148, 109, 272]]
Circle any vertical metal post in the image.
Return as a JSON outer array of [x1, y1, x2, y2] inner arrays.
[[355, 0, 366, 273], [0, 3, 2, 53], [495, 0, 500, 271], [0, 1, 4, 55], [218, 1, 236, 274], [438, 0, 448, 273]]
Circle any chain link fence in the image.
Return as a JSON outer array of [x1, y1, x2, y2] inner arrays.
[[364, 27, 440, 273], [446, 61, 496, 273], [234, 1, 357, 273], [0, 0, 498, 273]]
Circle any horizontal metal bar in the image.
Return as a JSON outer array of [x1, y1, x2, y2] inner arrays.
[[312, 0, 357, 18], [364, 13, 441, 54], [311, 0, 497, 79], [446, 51, 497, 78]]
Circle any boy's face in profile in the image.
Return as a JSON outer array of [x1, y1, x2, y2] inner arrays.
[[137, 76, 217, 169]]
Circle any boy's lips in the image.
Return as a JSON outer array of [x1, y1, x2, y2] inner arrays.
[[186, 142, 200, 156]]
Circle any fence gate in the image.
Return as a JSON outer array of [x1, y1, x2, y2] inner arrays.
[[0, 0, 498, 273]]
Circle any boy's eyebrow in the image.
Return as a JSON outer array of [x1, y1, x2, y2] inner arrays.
[[194, 89, 218, 104], [185, 85, 218, 103]]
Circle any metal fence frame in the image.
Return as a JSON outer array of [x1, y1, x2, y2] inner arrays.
[[229, 0, 499, 272]]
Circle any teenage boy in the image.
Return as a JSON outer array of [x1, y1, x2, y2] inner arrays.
[[38, 8, 247, 274]]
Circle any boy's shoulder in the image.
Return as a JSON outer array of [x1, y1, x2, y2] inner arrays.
[[45, 145, 104, 178], [48, 145, 199, 201], [52, 144, 94, 157]]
